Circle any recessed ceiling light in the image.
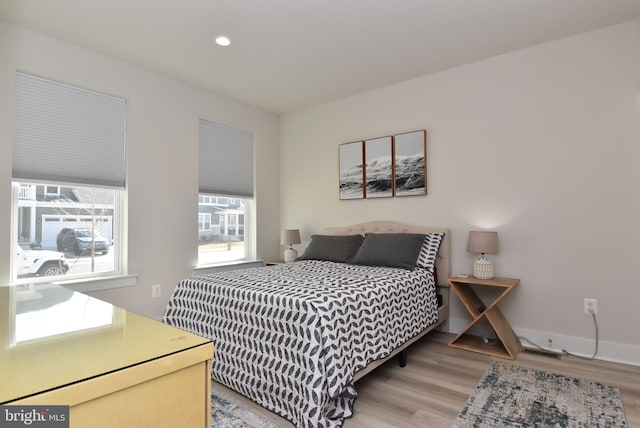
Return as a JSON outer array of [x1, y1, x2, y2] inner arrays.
[[215, 35, 231, 47]]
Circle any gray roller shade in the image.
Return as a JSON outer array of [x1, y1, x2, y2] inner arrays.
[[12, 72, 126, 188], [199, 120, 253, 197]]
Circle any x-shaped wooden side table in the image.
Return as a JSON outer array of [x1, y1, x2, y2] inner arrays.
[[448, 276, 521, 359]]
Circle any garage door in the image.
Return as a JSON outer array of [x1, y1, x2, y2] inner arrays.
[[42, 215, 113, 249]]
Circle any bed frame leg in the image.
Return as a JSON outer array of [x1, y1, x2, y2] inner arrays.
[[399, 350, 407, 367]]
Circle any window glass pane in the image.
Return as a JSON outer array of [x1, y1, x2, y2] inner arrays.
[[45, 186, 59, 196], [198, 194, 248, 265], [13, 181, 119, 282], [198, 213, 211, 231]]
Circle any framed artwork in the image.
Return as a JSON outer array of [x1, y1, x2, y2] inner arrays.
[[393, 130, 426, 196], [338, 129, 427, 200], [339, 141, 364, 200], [364, 136, 393, 198]]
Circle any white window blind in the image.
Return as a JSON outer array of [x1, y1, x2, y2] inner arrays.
[[199, 120, 253, 197], [12, 72, 126, 188]]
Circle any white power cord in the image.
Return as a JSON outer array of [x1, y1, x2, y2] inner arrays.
[[563, 312, 599, 360], [519, 312, 599, 360]]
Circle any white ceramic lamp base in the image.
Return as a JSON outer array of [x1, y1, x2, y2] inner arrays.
[[284, 247, 298, 263], [473, 258, 494, 279]]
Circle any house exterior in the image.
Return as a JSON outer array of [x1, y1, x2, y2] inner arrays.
[[17, 184, 114, 249], [197, 195, 244, 243]]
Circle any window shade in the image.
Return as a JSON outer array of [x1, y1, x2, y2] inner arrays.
[[12, 72, 126, 188], [199, 120, 253, 197]]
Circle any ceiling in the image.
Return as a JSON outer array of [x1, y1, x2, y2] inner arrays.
[[1, 0, 639, 115]]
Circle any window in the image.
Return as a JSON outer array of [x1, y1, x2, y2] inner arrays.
[[13, 181, 122, 280], [198, 120, 253, 265], [44, 186, 60, 197], [198, 195, 230, 206], [11, 72, 126, 283], [198, 195, 250, 264], [198, 213, 211, 231]]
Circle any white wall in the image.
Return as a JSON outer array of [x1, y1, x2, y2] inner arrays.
[[281, 21, 640, 364], [0, 23, 281, 319], [1, 19, 638, 364]]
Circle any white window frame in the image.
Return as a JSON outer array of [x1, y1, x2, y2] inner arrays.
[[11, 181, 127, 286], [197, 194, 251, 267], [44, 185, 60, 197], [198, 213, 211, 231], [11, 72, 132, 291]]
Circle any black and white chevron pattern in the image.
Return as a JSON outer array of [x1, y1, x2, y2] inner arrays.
[[163, 260, 438, 428], [417, 232, 444, 271]]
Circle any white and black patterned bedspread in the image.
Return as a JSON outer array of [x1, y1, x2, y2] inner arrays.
[[162, 260, 438, 428]]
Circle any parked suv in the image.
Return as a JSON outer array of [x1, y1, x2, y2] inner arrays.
[[16, 244, 69, 278], [56, 228, 111, 256]]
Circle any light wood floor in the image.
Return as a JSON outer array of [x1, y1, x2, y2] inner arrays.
[[211, 332, 640, 427]]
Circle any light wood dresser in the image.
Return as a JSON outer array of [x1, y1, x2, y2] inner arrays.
[[0, 283, 213, 427]]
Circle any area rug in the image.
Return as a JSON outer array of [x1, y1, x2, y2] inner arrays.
[[452, 360, 627, 428], [211, 393, 282, 428]]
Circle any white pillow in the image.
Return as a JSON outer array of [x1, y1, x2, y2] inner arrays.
[[416, 232, 444, 271]]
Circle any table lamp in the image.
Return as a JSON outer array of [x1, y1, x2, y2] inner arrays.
[[281, 229, 301, 262], [467, 231, 499, 279]]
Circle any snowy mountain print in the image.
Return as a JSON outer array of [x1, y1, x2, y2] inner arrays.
[[395, 153, 425, 196]]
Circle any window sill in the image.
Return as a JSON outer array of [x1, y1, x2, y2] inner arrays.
[[193, 259, 264, 274], [53, 274, 138, 293]]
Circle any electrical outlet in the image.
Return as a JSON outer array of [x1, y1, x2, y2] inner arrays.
[[152, 284, 161, 298], [583, 298, 598, 315]]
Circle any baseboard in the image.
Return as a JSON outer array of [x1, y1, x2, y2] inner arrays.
[[447, 317, 640, 367]]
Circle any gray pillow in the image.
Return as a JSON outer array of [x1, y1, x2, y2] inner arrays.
[[351, 233, 426, 270], [298, 234, 364, 263]]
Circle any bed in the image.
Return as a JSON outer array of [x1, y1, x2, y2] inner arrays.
[[162, 221, 450, 428]]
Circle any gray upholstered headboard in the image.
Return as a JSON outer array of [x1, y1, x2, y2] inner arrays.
[[322, 220, 451, 286]]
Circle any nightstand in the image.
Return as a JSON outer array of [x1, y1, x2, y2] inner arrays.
[[448, 276, 521, 359], [263, 260, 285, 266]]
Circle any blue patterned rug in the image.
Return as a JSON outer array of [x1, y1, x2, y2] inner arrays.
[[211, 393, 282, 428], [452, 360, 627, 428]]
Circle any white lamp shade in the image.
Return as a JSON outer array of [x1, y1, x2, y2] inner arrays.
[[467, 231, 499, 254], [280, 229, 301, 245]]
